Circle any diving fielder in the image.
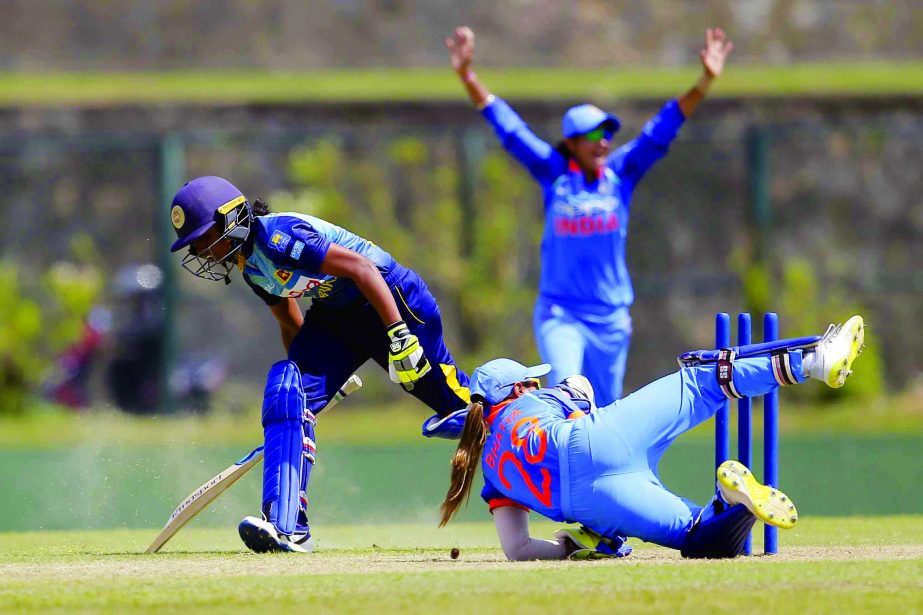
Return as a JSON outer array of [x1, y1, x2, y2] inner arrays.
[[440, 316, 865, 560]]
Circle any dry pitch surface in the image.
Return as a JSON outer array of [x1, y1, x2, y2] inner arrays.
[[2, 518, 922, 613], [9, 544, 923, 579]]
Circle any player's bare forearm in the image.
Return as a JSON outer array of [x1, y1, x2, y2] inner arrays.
[[350, 261, 402, 325], [447, 26, 493, 109], [269, 298, 303, 351], [458, 70, 492, 109], [493, 506, 566, 560], [678, 27, 733, 118], [677, 73, 714, 118], [320, 244, 401, 325]]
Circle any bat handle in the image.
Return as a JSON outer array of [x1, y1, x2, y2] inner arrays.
[[316, 374, 362, 416]]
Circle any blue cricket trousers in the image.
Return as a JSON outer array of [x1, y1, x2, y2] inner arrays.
[[287, 267, 470, 416], [563, 352, 805, 549], [534, 298, 631, 407]]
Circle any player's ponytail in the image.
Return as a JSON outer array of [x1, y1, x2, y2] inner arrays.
[[439, 400, 488, 526]]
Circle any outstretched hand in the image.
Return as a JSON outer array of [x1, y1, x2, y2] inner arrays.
[[446, 26, 475, 75], [700, 28, 734, 78]]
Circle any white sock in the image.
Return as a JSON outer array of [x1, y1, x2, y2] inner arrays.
[[802, 350, 818, 379]]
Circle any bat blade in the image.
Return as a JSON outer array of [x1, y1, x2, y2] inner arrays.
[[146, 447, 264, 553]]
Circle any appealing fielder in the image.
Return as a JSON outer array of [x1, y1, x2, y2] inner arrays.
[[447, 27, 734, 405], [169, 176, 471, 552], [440, 315, 865, 560]]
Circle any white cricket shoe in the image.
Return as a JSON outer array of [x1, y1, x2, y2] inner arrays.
[[717, 460, 798, 530], [238, 516, 314, 553], [558, 375, 596, 408], [806, 315, 865, 388]]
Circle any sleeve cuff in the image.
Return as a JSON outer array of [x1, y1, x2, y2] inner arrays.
[[476, 94, 497, 112], [488, 498, 529, 513], [665, 99, 686, 124]]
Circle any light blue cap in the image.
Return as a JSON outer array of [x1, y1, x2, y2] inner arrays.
[[470, 358, 552, 405], [561, 104, 621, 138]]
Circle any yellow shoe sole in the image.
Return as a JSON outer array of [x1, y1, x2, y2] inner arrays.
[[825, 315, 865, 388], [717, 460, 798, 530]]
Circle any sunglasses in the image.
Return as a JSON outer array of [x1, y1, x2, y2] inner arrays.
[[583, 127, 614, 143], [500, 377, 542, 389]]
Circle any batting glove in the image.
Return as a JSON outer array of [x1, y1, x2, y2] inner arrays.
[[387, 320, 431, 391]]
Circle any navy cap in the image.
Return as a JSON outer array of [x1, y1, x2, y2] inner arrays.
[[561, 104, 621, 139], [169, 176, 245, 252], [470, 358, 552, 405]]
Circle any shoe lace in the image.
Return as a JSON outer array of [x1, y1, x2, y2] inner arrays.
[[820, 323, 838, 342]]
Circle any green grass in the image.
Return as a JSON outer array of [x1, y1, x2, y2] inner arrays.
[[2, 61, 922, 106], [1, 518, 921, 613], [3, 387, 921, 449], [3, 433, 921, 532]]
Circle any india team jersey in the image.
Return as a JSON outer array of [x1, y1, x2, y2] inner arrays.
[[242, 212, 402, 307], [482, 97, 685, 314], [479, 389, 581, 521]]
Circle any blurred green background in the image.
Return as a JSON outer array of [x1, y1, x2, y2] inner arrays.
[[1, 1, 921, 531], [2, 395, 922, 532]]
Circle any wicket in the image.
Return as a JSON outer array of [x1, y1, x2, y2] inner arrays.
[[714, 312, 780, 555]]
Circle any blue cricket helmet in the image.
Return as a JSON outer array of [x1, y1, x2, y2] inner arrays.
[[170, 176, 246, 252], [170, 176, 253, 283]]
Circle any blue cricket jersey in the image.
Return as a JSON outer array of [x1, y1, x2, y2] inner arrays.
[[482, 97, 685, 315], [242, 212, 403, 307], [480, 389, 584, 521]]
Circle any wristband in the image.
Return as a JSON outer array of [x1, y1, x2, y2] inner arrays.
[[387, 320, 408, 339], [476, 94, 496, 111]]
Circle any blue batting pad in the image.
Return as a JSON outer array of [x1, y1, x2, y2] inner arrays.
[[677, 335, 821, 367], [299, 410, 317, 519], [262, 360, 306, 536], [680, 500, 756, 559]]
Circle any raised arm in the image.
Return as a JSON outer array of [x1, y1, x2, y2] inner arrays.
[[446, 26, 492, 109], [677, 28, 734, 118], [492, 506, 566, 561], [610, 28, 733, 186], [447, 26, 562, 184]]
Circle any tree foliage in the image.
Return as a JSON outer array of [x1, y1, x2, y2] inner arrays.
[[0, 234, 104, 414]]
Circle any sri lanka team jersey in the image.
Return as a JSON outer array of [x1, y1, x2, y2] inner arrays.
[[480, 389, 583, 521], [242, 212, 402, 307], [481, 97, 685, 314]]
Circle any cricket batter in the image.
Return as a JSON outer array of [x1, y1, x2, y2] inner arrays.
[[440, 315, 865, 560], [169, 176, 471, 552], [447, 27, 734, 405]]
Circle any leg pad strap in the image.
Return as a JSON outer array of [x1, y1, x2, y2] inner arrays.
[[770, 351, 798, 386], [717, 349, 743, 399]]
